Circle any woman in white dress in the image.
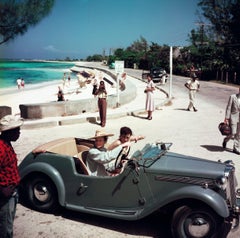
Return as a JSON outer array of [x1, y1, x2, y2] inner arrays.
[[145, 74, 155, 120]]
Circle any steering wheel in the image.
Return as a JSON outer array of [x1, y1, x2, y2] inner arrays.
[[115, 146, 130, 170]]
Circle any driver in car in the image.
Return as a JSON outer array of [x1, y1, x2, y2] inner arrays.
[[86, 130, 131, 176]]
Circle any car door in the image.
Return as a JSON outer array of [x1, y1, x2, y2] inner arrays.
[[64, 165, 152, 217]]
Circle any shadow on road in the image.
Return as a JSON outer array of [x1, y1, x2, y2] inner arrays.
[[174, 108, 190, 111], [61, 209, 172, 238], [131, 112, 148, 120], [201, 144, 226, 152], [87, 116, 101, 126]]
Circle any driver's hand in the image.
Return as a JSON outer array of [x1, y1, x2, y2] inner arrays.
[[138, 135, 145, 140], [121, 159, 128, 166]]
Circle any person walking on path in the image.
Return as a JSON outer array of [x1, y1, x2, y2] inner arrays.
[[222, 87, 240, 155], [21, 78, 25, 89], [95, 80, 107, 127], [185, 75, 200, 112], [0, 115, 23, 238], [16, 77, 21, 90], [145, 74, 155, 120]]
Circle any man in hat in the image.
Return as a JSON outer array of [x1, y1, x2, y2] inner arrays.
[[185, 75, 200, 112], [0, 115, 23, 238], [223, 87, 240, 154], [86, 130, 131, 176]]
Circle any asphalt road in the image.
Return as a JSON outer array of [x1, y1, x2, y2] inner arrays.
[[13, 68, 240, 238], [125, 67, 237, 109]]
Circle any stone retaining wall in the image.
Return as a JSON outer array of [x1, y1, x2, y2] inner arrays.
[[19, 67, 137, 119]]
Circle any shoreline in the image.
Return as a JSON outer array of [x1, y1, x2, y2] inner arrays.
[[0, 79, 63, 96], [0, 67, 117, 116], [0, 59, 80, 89]]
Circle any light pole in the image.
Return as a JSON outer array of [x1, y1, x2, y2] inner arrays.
[[169, 46, 173, 99]]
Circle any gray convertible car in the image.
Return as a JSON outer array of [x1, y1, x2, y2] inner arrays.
[[19, 137, 240, 238]]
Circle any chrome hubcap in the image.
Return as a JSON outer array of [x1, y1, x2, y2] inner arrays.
[[33, 184, 50, 202], [187, 217, 210, 237]]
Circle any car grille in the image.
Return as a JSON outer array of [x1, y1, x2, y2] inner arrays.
[[226, 168, 237, 208]]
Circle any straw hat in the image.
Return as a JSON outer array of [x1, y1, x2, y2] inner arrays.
[[0, 115, 23, 132], [90, 129, 114, 139]]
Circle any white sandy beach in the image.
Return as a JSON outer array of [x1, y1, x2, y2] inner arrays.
[[0, 68, 116, 115]]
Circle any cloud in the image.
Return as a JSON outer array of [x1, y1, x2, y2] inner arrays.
[[43, 45, 60, 52]]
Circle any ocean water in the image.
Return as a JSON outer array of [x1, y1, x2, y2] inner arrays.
[[0, 61, 75, 89]]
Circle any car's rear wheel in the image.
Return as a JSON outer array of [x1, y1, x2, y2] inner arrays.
[[26, 175, 59, 213], [171, 205, 227, 238]]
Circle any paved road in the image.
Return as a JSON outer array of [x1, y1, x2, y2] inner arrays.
[[125, 67, 237, 109], [13, 68, 240, 238]]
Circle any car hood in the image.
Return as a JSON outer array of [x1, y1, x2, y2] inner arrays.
[[140, 151, 226, 179]]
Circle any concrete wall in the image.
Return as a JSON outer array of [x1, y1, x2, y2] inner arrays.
[[19, 67, 137, 119]]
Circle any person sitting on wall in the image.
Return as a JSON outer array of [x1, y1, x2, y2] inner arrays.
[[57, 86, 65, 101]]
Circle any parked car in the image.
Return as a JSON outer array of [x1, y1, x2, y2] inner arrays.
[[109, 62, 115, 69], [18, 137, 240, 238], [142, 67, 168, 84], [150, 67, 168, 83]]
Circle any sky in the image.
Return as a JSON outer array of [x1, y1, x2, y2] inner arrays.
[[0, 0, 201, 60]]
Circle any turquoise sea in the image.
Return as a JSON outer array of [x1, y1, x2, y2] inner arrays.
[[0, 61, 75, 89]]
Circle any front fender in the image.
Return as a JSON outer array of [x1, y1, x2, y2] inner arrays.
[[20, 162, 66, 206], [162, 185, 229, 218]]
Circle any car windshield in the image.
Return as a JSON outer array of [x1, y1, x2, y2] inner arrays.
[[151, 68, 163, 74], [131, 142, 172, 167]]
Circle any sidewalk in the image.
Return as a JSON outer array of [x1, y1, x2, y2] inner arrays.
[[22, 75, 169, 129]]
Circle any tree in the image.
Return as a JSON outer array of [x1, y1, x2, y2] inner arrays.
[[0, 0, 55, 45], [86, 54, 103, 62], [127, 36, 148, 53], [198, 0, 234, 44], [198, 0, 240, 69]]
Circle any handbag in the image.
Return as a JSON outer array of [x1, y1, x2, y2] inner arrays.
[[218, 122, 231, 136]]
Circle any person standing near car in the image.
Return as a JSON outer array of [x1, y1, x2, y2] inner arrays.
[[222, 87, 240, 154], [0, 115, 23, 238], [185, 75, 200, 112], [145, 74, 155, 120]]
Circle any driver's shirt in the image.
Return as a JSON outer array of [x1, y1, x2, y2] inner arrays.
[[86, 145, 122, 176]]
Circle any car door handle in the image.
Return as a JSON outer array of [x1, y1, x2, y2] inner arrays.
[[77, 183, 88, 195]]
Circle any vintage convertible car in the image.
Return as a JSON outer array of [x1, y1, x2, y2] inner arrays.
[[19, 137, 240, 238]]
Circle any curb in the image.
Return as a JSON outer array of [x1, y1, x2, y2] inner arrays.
[[21, 96, 171, 130]]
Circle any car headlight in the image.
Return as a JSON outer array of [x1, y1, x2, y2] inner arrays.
[[236, 188, 240, 197], [216, 176, 228, 190]]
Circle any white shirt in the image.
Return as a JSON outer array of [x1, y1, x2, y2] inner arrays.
[[86, 145, 122, 176]]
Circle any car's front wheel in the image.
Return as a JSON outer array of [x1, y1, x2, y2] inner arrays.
[[26, 175, 59, 213], [171, 205, 227, 238]]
